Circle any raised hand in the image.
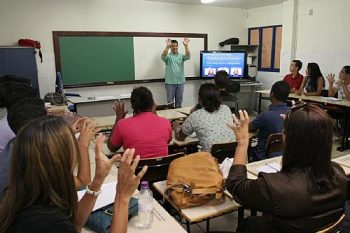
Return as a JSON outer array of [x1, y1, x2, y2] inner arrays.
[[183, 38, 190, 46], [94, 133, 121, 181], [117, 148, 147, 201], [327, 73, 335, 84], [227, 110, 250, 144], [166, 38, 172, 48], [113, 100, 128, 119], [78, 118, 98, 148]]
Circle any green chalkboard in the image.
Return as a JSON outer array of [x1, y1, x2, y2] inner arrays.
[[53, 31, 208, 88], [59, 36, 135, 85]]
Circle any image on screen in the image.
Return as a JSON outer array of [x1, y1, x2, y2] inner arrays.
[[200, 51, 247, 79]]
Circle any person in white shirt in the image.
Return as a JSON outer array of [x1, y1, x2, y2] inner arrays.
[[327, 66, 350, 101]]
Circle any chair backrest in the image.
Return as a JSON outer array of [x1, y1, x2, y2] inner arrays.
[[316, 214, 345, 233], [135, 152, 185, 184], [265, 133, 284, 158], [210, 142, 237, 163], [156, 102, 175, 111]]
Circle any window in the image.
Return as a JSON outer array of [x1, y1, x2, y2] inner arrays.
[[248, 25, 282, 72]]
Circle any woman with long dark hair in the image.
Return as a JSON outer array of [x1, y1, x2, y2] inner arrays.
[[0, 116, 147, 233], [298, 62, 325, 96], [226, 106, 347, 233]]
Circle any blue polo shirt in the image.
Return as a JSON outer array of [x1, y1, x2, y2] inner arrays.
[[251, 103, 289, 160], [161, 53, 190, 84]]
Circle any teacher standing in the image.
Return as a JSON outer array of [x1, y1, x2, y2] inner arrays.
[[161, 38, 190, 108]]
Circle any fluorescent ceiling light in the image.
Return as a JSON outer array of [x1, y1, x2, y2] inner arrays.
[[201, 0, 215, 3]]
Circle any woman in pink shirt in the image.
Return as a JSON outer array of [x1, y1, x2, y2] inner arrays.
[[108, 87, 172, 159]]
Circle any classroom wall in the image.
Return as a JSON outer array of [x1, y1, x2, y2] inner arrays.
[[0, 0, 247, 107], [247, 0, 350, 90], [295, 0, 350, 82]]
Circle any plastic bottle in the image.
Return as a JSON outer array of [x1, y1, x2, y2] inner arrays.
[[136, 181, 153, 229]]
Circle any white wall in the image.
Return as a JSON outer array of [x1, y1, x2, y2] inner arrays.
[[0, 0, 247, 107], [295, 0, 350, 84], [247, 0, 350, 92]]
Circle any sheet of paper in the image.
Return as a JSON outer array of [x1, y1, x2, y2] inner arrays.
[[78, 181, 117, 211], [320, 97, 342, 101], [256, 162, 281, 173]]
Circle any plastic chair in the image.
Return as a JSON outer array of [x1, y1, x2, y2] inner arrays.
[[135, 152, 185, 185], [210, 142, 237, 163], [265, 133, 283, 158]]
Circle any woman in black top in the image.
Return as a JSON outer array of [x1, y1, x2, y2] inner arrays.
[[298, 62, 325, 96], [0, 117, 147, 233], [226, 105, 347, 233]]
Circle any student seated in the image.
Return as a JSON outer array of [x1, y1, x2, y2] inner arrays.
[[173, 83, 235, 152], [0, 97, 47, 197], [297, 62, 325, 96], [0, 116, 147, 233], [249, 81, 290, 161], [283, 59, 304, 93], [0, 80, 37, 153], [214, 70, 240, 113], [327, 65, 350, 101], [108, 86, 172, 158], [226, 107, 347, 233]]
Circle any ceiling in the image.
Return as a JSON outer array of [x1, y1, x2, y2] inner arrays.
[[145, 0, 285, 9]]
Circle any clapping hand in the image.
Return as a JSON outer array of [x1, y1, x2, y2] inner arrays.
[[113, 100, 128, 119], [183, 38, 190, 46], [117, 148, 148, 201], [94, 133, 121, 181], [78, 118, 98, 148], [327, 73, 335, 85]]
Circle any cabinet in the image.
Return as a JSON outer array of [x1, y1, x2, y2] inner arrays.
[[0, 47, 39, 94], [230, 45, 259, 79]]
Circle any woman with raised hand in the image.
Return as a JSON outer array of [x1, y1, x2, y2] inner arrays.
[[226, 107, 347, 233], [0, 116, 147, 233]]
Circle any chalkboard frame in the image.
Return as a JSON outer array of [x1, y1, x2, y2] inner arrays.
[[53, 31, 208, 88]]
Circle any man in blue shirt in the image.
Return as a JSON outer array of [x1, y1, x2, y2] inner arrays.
[[249, 81, 290, 161], [161, 38, 190, 108]]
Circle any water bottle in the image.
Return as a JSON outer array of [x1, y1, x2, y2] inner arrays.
[[136, 181, 153, 229]]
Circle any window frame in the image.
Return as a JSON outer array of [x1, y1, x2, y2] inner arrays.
[[248, 25, 282, 72]]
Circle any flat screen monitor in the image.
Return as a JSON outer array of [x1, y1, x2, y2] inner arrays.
[[200, 51, 247, 79]]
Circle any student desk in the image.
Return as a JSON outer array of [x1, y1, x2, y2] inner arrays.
[[92, 109, 188, 129], [67, 94, 131, 117], [175, 106, 193, 115], [83, 146, 187, 233], [256, 89, 350, 151], [153, 180, 241, 233], [246, 156, 282, 177]]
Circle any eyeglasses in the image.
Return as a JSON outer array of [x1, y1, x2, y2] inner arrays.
[[286, 101, 323, 120]]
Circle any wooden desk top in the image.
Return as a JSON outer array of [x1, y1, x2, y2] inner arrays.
[[153, 180, 240, 223], [93, 109, 187, 129], [256, 89, 350, 108], [175, 106, 193, 115]]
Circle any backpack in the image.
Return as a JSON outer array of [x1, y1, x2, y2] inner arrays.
[[18, 39, 43, 63], [166, 152, 224, 209]]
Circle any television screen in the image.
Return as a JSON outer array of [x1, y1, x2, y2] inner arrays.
[[200, 51, 247, 79]]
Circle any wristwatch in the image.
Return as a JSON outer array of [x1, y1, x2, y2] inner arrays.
[[86, 185, 101, 197]]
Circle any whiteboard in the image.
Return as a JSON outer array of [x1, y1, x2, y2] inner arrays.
[[134, 37, 204, 80]]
